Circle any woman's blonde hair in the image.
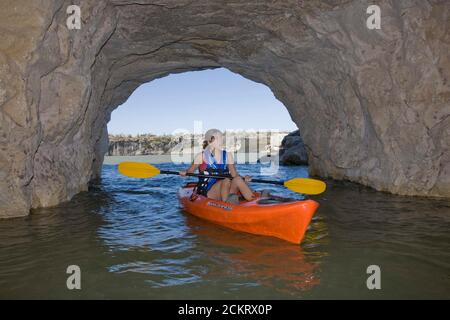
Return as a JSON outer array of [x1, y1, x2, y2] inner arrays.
[[202, 129, 223, 149]]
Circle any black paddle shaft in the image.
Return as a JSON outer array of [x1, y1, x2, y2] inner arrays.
[[159, 170, 284, 185]]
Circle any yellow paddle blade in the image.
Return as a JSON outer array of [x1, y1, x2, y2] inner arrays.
[[283, 178, 326, 195], [118, 162, 160, 179]]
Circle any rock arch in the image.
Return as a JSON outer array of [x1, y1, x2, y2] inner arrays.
[[0, 0, 449, 217]]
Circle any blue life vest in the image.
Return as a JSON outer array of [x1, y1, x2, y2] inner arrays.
[[196, 149, 230, 196]]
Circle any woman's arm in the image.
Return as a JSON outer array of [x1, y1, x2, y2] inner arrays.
[[227, 152, 238, 178], [180, 152, 202, 176], [227, 152, 251, 181]]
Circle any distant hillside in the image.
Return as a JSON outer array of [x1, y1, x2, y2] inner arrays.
[[107, 131, 291, 156]]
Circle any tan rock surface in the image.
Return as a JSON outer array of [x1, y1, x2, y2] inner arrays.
[[0, 0, 449, 217]]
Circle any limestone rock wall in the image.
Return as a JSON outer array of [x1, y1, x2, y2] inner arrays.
[[279, 130, 308, 166], [0, 0, 449, 217]]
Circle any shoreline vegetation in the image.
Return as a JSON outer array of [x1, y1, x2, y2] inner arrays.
[[107, 130, 290, 156], [104, 130, 308, 165]]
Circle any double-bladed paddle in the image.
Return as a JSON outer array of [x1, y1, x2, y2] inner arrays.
[[118, 161, 326, 195]]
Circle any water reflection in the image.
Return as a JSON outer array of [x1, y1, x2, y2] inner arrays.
[[184, 214, 327, 296]]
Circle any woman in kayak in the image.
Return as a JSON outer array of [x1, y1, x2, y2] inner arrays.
[[179, 129, 255, 203]]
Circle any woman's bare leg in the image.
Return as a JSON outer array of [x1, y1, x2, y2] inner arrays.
[[230, 176, 254, 201], [206, 180, 223, 200], [220, 178, 231, 202]]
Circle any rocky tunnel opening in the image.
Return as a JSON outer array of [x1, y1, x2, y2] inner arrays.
[[103, 67, 304, 168], [0, 0, 448, 217]]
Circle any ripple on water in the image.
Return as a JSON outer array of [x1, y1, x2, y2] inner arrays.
[[0, 164, 449, 299]]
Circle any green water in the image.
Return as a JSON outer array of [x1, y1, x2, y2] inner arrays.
[[0, 161, 449, 299]]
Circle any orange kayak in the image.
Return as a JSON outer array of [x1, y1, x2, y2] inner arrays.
[[178, 183, 319, 244]]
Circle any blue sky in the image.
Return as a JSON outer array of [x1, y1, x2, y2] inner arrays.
[[107, 68, 297, 135]]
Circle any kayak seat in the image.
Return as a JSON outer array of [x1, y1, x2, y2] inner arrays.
[[226, 194, 240, 204], [260, 189, 271, 198], [257, 197, 297, 205]]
